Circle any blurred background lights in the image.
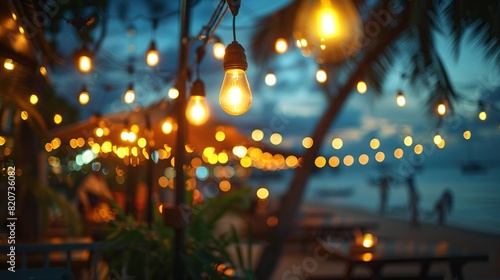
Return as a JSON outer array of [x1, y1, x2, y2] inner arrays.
[[356, 81, 367, 94], [195, 166, 209, 180], [30, 94, 39, 105], [332, 137, 343, 149], [256, 187, 269, 199], [251, 129, 264, 141], [275, 38, 288, 54], [265, 72, 277, 86], [168, 87, 179, 99]]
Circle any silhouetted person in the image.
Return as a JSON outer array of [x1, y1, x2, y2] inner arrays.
[[406, 174, 420, 227], [435, 189, 453, 225], [379, 173, 391, 215]]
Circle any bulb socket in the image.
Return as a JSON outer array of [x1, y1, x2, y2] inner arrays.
[[148, 40, 157, 51], [191, 79, 206, 97], [223, 41, 248, 72]]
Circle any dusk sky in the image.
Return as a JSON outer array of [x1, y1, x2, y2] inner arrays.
[[49, 0, 500, 170]]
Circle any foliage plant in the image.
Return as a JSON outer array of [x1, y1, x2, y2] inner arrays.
[[105, 187, 256, 279]]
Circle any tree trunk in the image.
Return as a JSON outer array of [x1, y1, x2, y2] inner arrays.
[[254, 19, 409, 279]]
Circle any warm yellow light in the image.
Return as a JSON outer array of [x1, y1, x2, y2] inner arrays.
[[478, 111, 487, 121], [0, 137, 5, 146], [265, 72, 277, 86], [127, 131, 136, 142], [186, 95, 209, 126], [394, 148, 404, 159], [359, 154, 369, 165], [120, 130, 129, 141], [437, 139, 446, 149], [343, 155, 354, 166], [18, 26, 24, 34], [375, 151, 385, 162], [316, 68, 327, 83], [256, 187, 269, 199], [370, 138, 380, 150], [362, 233, 376, 248], [362, 253, 373, 262], [79, 88, 90, 105], [414, 144, 423, 155], [219, 69, 252, 115], [433, 134, 442, 146], [29, 94, 38, 105], [146, 41, 159, 67], [21, 111, 28, 120], [396, 91, 406, 107], [218, 152, 229, 164], [11, 13, 17, 20], [252, 129, 264, 141], [286, 155, 298, 168], [302, 137, 313, 149], [463, 130, 471, 140], [293, 0, 363, 62], [161, 117, 176, 134], [356, 81, 367, 94], [219, 180, 231, 192], [317, 6, 340, 38], [404, 136, 413, 146], [240, 156, 252, 168], [332, 137, 343, 149], [213, 41, 225, 60], [39, 66, 47, 76], [437, 103, 446, 116], [270, 133, 282, 145], [232, 146, 247, 158], [329, 156, 340, 167], [168, 87, 179, 99], [275, 38, 288, 54], [215, 131, 226, 142], [78, 55, 91, 73], [123, 85, 135, 104], [53, 114, 62, 124], [95, 127, 104, 137], [315, 156, 326, 168], [4, 59, 14, 70]]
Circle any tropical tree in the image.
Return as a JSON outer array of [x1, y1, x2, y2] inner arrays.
[[248, 0, 500, 278]]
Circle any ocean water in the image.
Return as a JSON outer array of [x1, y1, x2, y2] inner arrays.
[[249, 165, 500, 235]]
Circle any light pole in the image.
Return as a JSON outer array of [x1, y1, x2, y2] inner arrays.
[[172, 0, 191, 278]]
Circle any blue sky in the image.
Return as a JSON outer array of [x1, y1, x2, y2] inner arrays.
[[48, 0, 500, 169]]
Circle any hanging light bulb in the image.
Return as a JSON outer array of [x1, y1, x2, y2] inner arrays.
[[316, 66, 327, 83], [213, 39, 225, 60], [79, 85, 90, 105], [265, 71, 277, 86], [146, 41, 159, 66], [219, 41, 252, 116], [78, 46, 92, 73], [356, 81, 367, 94], [293, 0, 363, 63], [396, 91, 406, 107], [161, 117, 177, 134], [187, 79, 210, 126], [3, 59, 14, 70], [478, 110, 487, 121], [478, 102, 487, 121], [275, 38, 288, 54], [168, 86, 179, 99], [123, 83, 135, 104], [437, 100, 447, 116]]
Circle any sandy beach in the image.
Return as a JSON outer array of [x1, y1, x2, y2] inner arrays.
[[268, 201, 500, 280]]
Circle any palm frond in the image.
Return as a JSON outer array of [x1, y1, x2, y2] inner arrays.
[[249, 1, 300, 67]]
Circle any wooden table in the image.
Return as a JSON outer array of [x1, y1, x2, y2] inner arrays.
[[290, 221, 379, 251], [313, 241, 489, 280]]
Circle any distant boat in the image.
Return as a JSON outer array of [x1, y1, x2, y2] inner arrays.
[[461, 161, 488, 174], [314, 186, 354, 197]]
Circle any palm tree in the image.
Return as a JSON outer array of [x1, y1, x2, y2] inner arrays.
[[248, 0, 500, 278]]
